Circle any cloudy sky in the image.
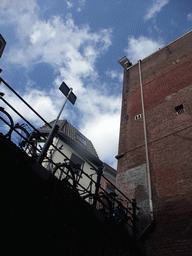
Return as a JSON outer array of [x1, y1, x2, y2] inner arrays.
[[0, 0, 191, 168]]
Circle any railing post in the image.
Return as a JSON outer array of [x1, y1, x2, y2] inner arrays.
[[132, 199, 137, 240], [93, 166, 103, 208]]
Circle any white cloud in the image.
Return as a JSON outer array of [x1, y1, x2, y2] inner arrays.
[[66, 1, 73, 9], [1, 84, 60, 128], [187, 13, 192, 21], [125, 36, 164, 64], [81, 113, 121, 169], [0, 0, 39, 43], [80, 103, 121, 169], [6, 14, 112, 70], [64, 0, 86, 12], [107, 70, 118, 79], [105, 70, 123, 82], [144, 0, 170, 20], [75, 87, 121, 168], [0, 0, 121, 167]]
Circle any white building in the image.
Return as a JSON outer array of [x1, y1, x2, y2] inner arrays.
[[31, 119, 116, 196]]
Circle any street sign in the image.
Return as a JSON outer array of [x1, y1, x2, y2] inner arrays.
[[59, 82, 77, 105]]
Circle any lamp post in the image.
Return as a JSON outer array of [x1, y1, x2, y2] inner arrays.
[[37, 82, 77, 164]]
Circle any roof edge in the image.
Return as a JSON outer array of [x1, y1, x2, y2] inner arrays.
[[126, 29, 192, 71]]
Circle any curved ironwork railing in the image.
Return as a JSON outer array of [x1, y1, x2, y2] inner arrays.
[[0, 76, 139, 238]]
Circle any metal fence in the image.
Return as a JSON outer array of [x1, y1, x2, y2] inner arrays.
[[0, 76, 139, 239]]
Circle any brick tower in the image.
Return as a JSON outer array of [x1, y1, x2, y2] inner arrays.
[[116, 30, 192, 255]]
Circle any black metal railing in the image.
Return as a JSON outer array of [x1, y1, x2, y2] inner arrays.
[[0, 76, 139, 238]]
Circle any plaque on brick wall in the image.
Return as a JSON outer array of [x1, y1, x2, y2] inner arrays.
[[0, 34, 6, 58]]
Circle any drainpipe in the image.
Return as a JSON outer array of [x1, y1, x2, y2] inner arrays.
[[138, 60, 154, 222]]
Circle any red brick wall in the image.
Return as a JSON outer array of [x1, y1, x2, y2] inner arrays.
[[117, 30, 192, 255]]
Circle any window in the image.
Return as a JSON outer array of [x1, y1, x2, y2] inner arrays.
[[135, 114, 141, 120], [37, 141, 45, 151], [76, 133, 86, 146], [26, 135, 46, 157], [106, 183, 115, 194], [175, 104, 185, 115], [70, 153, 84, 169]]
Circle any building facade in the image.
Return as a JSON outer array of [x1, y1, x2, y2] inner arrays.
[[116, 30, 192, 255], [31, 119, 116, 196]]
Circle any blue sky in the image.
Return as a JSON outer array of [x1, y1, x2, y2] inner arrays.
[[0, 0, 192, 168]]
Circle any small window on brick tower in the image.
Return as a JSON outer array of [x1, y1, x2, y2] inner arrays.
[[175, 104, 185, 115]]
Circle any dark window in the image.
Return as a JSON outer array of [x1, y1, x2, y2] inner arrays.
[[70, 153, 84, 179], [70, 153, 84, 169], [106, 183, 115, 194], [76, 133, 86, 146], [175, 104, 185, 115]]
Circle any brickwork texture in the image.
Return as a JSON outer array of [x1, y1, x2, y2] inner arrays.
[[117, 30, 192, 255]]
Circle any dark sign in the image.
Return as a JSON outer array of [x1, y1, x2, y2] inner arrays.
[[0, 35, 6, 58], [59, 82, 77, 105]]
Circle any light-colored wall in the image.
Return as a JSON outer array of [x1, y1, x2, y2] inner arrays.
[[43, 137, 97, 194]]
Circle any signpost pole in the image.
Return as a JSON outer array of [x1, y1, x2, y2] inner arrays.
[[37, 88, 73, 164]]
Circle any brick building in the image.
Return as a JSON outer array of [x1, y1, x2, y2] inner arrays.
[[116, 30, 192, 255]]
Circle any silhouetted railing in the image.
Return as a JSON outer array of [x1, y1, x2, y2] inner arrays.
[[0, 76, 139, 238]]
